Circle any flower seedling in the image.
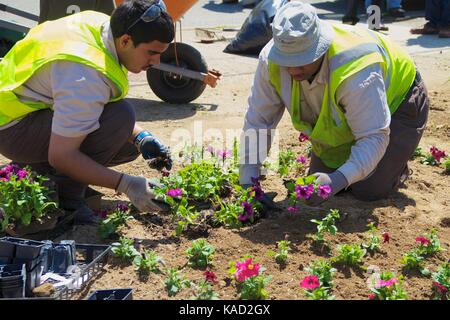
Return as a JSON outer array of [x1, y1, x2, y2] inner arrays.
[[333, 244, 366, 268], [306, 259, 337, 288], [164, 268, 191, 297], [299, 275, 335, 300], [190, 279, 219, 300], [133, 249, 163, 274], [111, 237, 140, 263], [432, 262, 450, 300], [369, 271, 407, 300], [0, 164, 57, 231], [98, 203, 133, 239], [267, 239, 292, 265], [415, 229, 443, 256], [310, 209, 340, 244], [420, 146, 447, 166], [411, 146, 425, 160], [444, 158, 450, 175], [285, 175, 332, 210], [362, 222, 381, 253], [186, 239, 215, 268], [169, 198, 201, 236], [400, 248, 430, 276], [228, 257, 272, 300], [203, 270, 218, 284]]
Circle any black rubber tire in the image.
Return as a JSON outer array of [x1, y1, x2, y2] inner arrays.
[[147, 42, 208, 104]]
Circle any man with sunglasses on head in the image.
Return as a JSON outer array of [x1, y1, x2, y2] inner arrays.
[[0, 0, 174, 224]]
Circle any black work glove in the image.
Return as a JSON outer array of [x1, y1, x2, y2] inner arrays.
[[134, 131, 173, 171]]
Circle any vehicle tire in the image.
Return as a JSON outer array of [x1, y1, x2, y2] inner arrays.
[[147, 42, 208, 104]]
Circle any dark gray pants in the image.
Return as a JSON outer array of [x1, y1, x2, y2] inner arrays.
[[0, 100, 140, 209], [309, 71, 429, 201]]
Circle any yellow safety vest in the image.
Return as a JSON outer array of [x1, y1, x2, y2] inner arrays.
[[0, 11, 129, 127], [269, 24, 416, 168]]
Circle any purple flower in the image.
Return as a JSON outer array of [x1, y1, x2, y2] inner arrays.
[[166, 188, 183, 197], [241, 201, 254, 216], [95, 209, 109, 219], [116, 202, 129, 212], [216, 149, 231, 159], [238, 214, 249, 222], [287, 206, 297, 213], [251, 176, 261, 187], [295, 184, 314, 200], [298, 133, 309, 142], [251, 185, 265, 201], [296, 155, 307, 164], [16, 169, 28, 180], [206, 146, 215, 155], [317, 184, 332, 199]]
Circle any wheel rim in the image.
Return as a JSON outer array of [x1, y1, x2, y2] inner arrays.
[[161, 60, 195, 89]]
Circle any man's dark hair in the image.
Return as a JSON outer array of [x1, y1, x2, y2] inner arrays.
[[110, 0, 174, 46]]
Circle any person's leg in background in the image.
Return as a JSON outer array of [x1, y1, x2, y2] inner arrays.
[[410, 0, 440, 34], [388, 0, 405, 17], [438, 0, 450, 37], [343, 0, 361, 25]]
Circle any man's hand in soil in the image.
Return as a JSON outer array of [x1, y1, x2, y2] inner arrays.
[[134, 131, 173, 170], [305, 171, 348, 206], [116, 174, 170, 212]]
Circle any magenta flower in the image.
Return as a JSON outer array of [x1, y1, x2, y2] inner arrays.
[[295, 184, 314, 200], [368, 293, 376, 300], [234, 258, 260, 282], [161, 168, 170, 177], [317, 184, 332, 199], [382, 232, 390, 243], [300, 275, 320, 290], [0, 164, 29, 181], [166, 188, 183, 197], [433, 281, 448, 293], [238, 214, 248, 222], [296, 155, 307, 164], [216, 149, 231, 159], [415, 236, 430, 245], [298, 133, 309, 142], [376, 277, 398, 288], [430, 146, 447, 162], [204, 270, 218, 284], [287, 206, 297, 213], [116, 202, 129, 212]]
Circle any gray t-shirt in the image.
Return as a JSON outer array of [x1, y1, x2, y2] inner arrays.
[[3, 21, 121, 137]]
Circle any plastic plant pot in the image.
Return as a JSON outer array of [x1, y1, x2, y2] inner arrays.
[[59, 240, 76, 266], [1, 283, 25, 298], [14, 240, 45, 260], [87, 288, 133, 300], [0, 240, 16, 258], [50, 245, 71, 273], [0, 257, 11, 264]]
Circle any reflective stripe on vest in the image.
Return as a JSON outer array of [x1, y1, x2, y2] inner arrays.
[[268, 24, 416, 168], [0, 11, 129, 126]]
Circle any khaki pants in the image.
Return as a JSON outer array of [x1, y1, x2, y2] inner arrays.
[[0, 100, 140, 209], [310, 70, 429, 201]]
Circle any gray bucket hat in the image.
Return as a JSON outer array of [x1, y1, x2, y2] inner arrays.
[[268, 1, 334, 67]]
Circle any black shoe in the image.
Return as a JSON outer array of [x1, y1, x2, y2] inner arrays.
[[389, 8, 405, 18], [342, 15, 359, 25]]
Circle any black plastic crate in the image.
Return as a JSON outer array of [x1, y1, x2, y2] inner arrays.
[[87, 288, 133, 300]]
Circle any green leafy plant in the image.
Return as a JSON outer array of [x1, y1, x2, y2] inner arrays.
[[133, 249, 162, 274], [267, 239, 291, 264], [411, 146, 425, 160], [190, 279, 219, 300], [0, 164, 57, 231], [300, 275, 335, 300], [443, 158, 450, 175], [432, 262, 450, 300], [310, 209, 340, 243], [172, 198, 201, 237], [98, 204, 133, 239], [369, 271, 407, 300], [111, 237, 140, 263], [186, 239, 215, 268], [400, 248, 430, 276], [415, 229, 443, 256], [362, 222, 381, 253], [277, 150, 299, 177], [164, 268, 191, 297], [306, 259, 337, 288], [333, 244, 366, 268], [239, 274, 272, 300]]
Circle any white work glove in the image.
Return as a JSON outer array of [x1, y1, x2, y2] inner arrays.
[[116, 174, 169, 212]]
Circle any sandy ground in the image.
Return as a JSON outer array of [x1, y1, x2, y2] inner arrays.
[[1, 4, 449, 300]]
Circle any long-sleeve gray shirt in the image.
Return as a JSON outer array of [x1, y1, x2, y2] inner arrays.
[[239, 40, 391, 186]]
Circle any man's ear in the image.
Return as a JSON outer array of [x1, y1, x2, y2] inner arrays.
[[118, 34, 133, 49]]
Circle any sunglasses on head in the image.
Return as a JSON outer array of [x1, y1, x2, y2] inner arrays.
[[125, 0, 167, 34]]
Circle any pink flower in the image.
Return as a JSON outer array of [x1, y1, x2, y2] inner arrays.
[[216, 149, 231, 159], [16, 169, 28, 180], [376, 277, 398, 288], [430, 146, 447, 162], [166, 188, 183, 197], [161, 168, 170, 177], [298, 133, 309, 142], [317, 184, 332, 199], [234, 258, 260, 282], [296, 155, 307, 164], [206, 146, 215, 155], [433, 281, 448, 294], [204, 270, 218, 284], [295, 184, 314, 200], [368, 293, 376, 300], [287, 206, 297, 213], [415, 236, 430, 245], [300, 275, 320, 290], [382, 232, 390, 243]]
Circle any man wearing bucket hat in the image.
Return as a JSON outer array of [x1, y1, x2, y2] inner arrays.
[[0, 0, 174, 223], [239, 1, 429, 205]]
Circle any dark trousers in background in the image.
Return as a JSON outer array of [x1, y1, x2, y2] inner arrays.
[[309, 70, 429, 201], [0, 100, 140, 210], [426, 0, 450, 28]]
